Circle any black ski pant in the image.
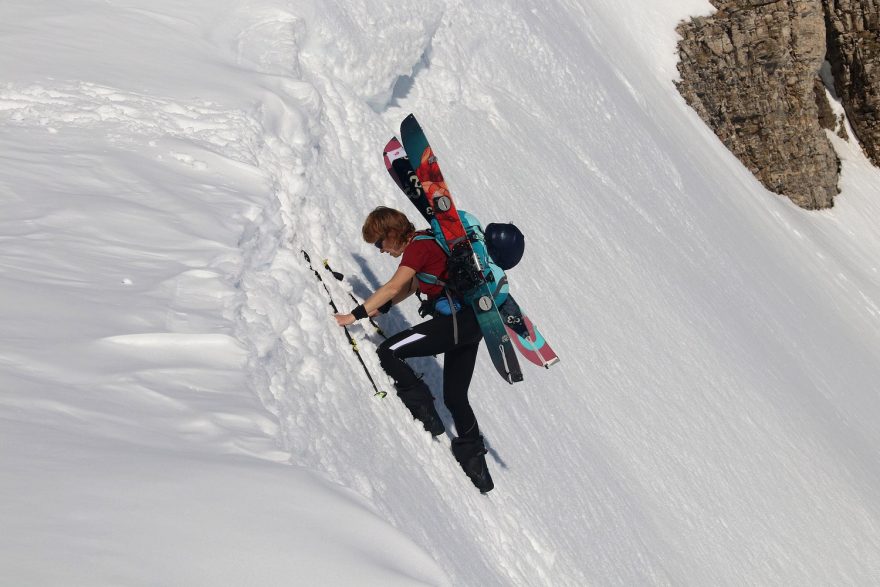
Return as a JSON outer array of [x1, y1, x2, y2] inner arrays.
[[377, 308, 483, 439]]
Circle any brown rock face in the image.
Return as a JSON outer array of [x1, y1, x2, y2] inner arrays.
[[677, 0, 840, 209], [823, 0, 880, 166]]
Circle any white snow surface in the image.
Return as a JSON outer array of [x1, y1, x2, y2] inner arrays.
[[3, 0, 880, 584]]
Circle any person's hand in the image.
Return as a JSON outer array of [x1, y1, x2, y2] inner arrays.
[[334, 313, 356, 327]]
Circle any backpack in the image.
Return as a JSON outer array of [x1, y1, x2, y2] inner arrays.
[[413, 211, 522, 313]]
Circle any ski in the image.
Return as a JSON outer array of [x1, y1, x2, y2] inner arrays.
[[384, 133, 559, 371], [383, 137, 434, 225], [399, 114, 523, 384]]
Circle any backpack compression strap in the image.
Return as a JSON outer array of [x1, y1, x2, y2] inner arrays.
[[415, 271, 447, 287]]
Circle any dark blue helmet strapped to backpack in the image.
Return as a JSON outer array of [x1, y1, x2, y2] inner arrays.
[[484, 222, 525, 270]]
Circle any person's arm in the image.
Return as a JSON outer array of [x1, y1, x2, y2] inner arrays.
[[335, 265, 417, 326], [391, 275, 419, 304]]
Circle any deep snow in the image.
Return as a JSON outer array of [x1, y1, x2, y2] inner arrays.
[[3, 0, 880, 585]]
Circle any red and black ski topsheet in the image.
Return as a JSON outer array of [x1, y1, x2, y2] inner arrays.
[[398, 116, 468, 248]]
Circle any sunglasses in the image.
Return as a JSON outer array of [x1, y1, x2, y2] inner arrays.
[[373, 238, 383, 250]]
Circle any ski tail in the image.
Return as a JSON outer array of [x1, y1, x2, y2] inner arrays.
[[506, 315, 560, 369], [500, 296, 560, 368]]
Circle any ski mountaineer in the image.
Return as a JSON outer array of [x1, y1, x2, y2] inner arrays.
[[334, 206, 494, 493]]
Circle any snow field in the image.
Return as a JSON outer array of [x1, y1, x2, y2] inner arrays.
[[3, 0, 880, 585]]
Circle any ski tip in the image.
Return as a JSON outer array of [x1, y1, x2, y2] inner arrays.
[[401, 113, 418, 129], [383, 136, 401, 153]]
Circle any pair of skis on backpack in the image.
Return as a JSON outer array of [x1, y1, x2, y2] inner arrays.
[[383, 114, 559, 384]]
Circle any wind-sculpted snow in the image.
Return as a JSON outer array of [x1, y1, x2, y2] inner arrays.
[[3, 0, 880, 585], [0, 82, 264, 167]]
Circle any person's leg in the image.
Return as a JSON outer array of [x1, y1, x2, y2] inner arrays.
[[376, 316, 457, 435], [376, 315, 455, 386], [437, 311, 493, 492], [442, 341, 481, 439]]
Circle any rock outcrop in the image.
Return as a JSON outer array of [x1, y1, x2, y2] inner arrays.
[[823, 0, 880, 166], [677, 0, 840, 209]]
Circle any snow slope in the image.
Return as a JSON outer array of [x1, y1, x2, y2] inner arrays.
[[3, 0, 880, 585]]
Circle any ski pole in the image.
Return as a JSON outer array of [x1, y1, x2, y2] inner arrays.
[[324, 259, 425, 374], [301, 250, 387, 399], [322, 259, 387, 339]]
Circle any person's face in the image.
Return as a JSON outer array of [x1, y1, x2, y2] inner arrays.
[[374, 233, 406, 257]]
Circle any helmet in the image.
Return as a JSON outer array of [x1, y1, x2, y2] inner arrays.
[[484, 222, 525, 270]]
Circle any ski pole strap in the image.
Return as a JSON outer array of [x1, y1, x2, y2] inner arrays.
[[322, 259, 344, 281]]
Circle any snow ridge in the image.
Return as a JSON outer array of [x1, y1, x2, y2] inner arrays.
[[226, 6, 575, 584]]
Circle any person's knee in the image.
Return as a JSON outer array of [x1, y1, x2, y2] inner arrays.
[[443, 388, 467, 412], [377, 339, 398, 369], [377, 340, 417, 386]]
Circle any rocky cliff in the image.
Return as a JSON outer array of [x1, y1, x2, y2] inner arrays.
[[824, 0, 880, 167], [677, 0, 880, 210]]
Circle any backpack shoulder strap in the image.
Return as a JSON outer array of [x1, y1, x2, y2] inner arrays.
[[412, 230, 435, 243], [409, 231, 448, 287]]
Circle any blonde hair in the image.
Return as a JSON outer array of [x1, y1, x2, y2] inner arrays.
[[362, 206, 415, 245]]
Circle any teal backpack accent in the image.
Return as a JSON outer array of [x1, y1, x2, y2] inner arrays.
[[413, 210, 510, 308]]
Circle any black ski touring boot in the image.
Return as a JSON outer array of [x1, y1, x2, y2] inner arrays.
[[451, 436, 494, 493], [395, 380, 445, 436]]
